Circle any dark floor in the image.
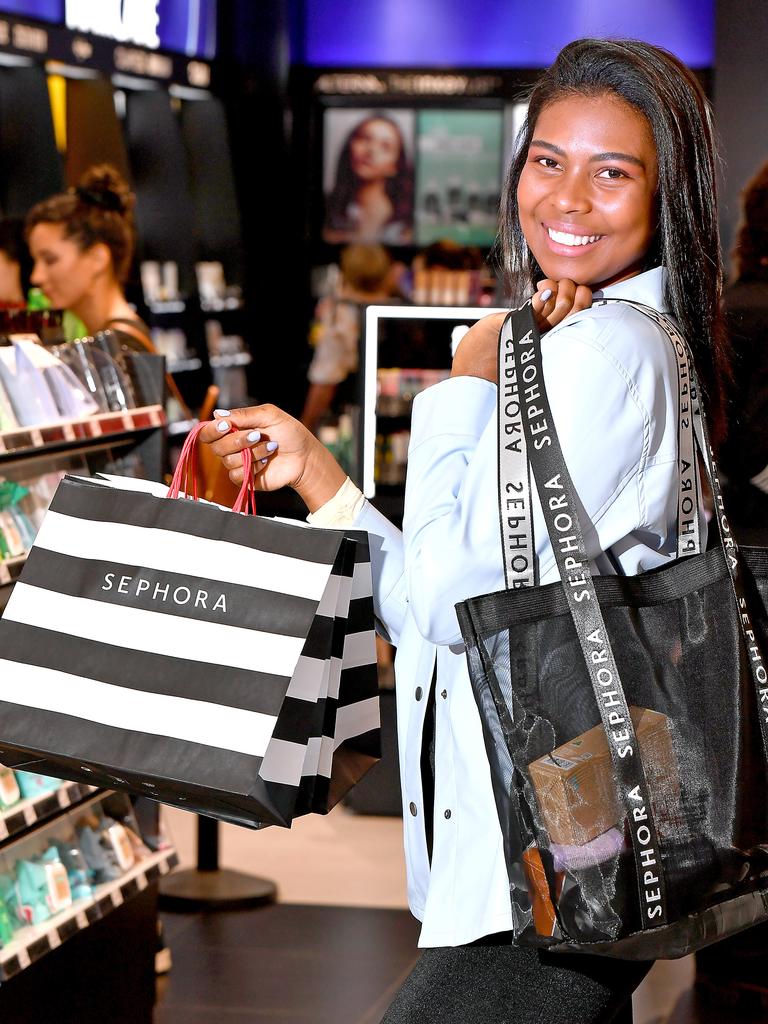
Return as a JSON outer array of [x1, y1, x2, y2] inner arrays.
[[154, 904, 421, 1023]]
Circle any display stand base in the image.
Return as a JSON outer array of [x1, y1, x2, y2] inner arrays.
[[158, 813, 278, 911], [159, 867, 277, 911]]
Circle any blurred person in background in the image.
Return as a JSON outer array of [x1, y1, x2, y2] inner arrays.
[[0, 217, 33, 309], [301, 243, 399, 433], [26, 164, 190, 421], [26, 164, 154, 353], [26, 164, 175, 975], [324, 113, 413, 244], [406, 238, 488, 306], [694, 158, 768, 1018], [717, 159, 768, 542]]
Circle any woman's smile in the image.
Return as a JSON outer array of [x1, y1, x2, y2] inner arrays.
[[541, 221, 606, 254], [517, 93, 658, 290]]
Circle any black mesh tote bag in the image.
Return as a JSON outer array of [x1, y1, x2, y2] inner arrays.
[[456, 299, 768, 959]]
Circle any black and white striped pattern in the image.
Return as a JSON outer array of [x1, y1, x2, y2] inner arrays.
[[0, 476, 379, 827]]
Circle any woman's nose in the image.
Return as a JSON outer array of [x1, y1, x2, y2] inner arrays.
[[30, 263, 44, 286], [552, 173, 591, 213]]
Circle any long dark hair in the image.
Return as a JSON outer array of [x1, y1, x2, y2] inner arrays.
[[26, 164, 135, 284], [501, 38, 730, 447], [325, 113, 413, 235]]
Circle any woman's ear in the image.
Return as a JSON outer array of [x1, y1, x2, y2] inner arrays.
[[87, 242, 113, 277]]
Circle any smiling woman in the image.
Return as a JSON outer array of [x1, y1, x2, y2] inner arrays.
[[197, 38, 731, 1024], [517, 94, 658, 290], [502, 38, 729, 444]]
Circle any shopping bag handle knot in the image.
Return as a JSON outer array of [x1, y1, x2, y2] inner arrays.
[[167, 420, 256, 514]]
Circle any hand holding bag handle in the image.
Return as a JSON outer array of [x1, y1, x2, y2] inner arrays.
[[502, 298, 768, 935], [167, 421, 257, 514]]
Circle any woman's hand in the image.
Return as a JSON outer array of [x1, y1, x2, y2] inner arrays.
[[533, 278, 593, 333], [450, 279, 593, 382], [198, 405, 347, 514]]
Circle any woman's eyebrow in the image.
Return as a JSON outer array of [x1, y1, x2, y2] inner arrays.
[[589, 151, 645, 168], [529, 139, 565, 156], [529, 139, 645, 169]]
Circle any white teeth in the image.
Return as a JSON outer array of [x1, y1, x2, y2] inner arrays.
[[547, 228, 602, 246]]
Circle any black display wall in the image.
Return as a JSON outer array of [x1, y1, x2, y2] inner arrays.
[[0, 64, 63, 215], [714, 0, 768, 271], [124, 89, 197, 296], [65, 77, 130, 187], [216, 0, 306, 414], [180, 96, 243, 284]]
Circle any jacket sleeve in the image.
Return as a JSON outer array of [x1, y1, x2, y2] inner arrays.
[[353, 500, 408, 647], [403, 316, 657, 647]]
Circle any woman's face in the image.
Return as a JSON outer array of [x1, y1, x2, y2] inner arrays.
[[28, 222, 100, 311], [349, 118, 402, 182], [517, 93, 658, 290]]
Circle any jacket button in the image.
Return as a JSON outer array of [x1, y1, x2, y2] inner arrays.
[[440, 689, 447, 699], [409, 802, 418, 816], [444, 809, 452, 819], [415, 687, 423, 701]]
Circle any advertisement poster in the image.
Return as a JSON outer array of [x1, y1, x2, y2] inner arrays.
[[323, 107, 415, 245], [414, 109, 503, 247]]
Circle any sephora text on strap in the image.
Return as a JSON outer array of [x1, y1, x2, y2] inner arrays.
[[456, 299, 768, 959]]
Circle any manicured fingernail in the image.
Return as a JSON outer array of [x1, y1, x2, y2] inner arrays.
[[266, 441, 279, 452], [216, 420, 230, 432], [214, 408, 231, 417], [540, 289, 552, 302], [247, 430, 261, 443], [260, 457, 268, 465]]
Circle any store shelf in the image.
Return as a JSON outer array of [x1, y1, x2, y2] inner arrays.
[[0, 782, 98, 844], [148, 300, 186, 315], [0, 554, 26, 587], [201, 297, 244, 313], [167, 417, 199, 437], [210, 352, 252, 369], [0, 837, 179, 981], [0, 406, 166, 461], [167, 356, 203, 374]]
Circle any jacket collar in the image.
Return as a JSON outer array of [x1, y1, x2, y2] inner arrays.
[[593, 266, 669, 313]]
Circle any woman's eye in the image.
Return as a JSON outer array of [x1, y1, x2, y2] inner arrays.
[[597, 167, 626, 180], [535, 157, 560, 170]]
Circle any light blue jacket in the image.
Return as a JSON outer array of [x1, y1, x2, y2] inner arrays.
[[355, 267, 697, 946]]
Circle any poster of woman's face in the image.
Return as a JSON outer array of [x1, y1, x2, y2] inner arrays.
[[323, 108, 415, 245]]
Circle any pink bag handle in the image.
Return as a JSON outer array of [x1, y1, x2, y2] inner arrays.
[[167, 421, 256, 515]]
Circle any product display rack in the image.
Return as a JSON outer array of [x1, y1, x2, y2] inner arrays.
[[0, 790, 178, 983], [145, 293, 251, 427], [0, 782, 97, 844], [360, 305, 506, 517], [0, 395, 178, 1005], [0, 405, 167, 613], [0, 406, 166, 459], [0, 555, 25, 588], [0, 396, 176, 987]]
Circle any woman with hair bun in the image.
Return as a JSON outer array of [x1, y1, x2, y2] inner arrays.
[[26, 164, 153, 353]]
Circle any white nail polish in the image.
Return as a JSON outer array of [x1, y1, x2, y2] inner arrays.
[[216, 420, 230, 432], [214, 408, 231, 417], [247, 430, 261, 443], [540, 288, 553, 302]]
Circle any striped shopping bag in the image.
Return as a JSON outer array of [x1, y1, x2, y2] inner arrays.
[[0, 430, 380, 828]]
